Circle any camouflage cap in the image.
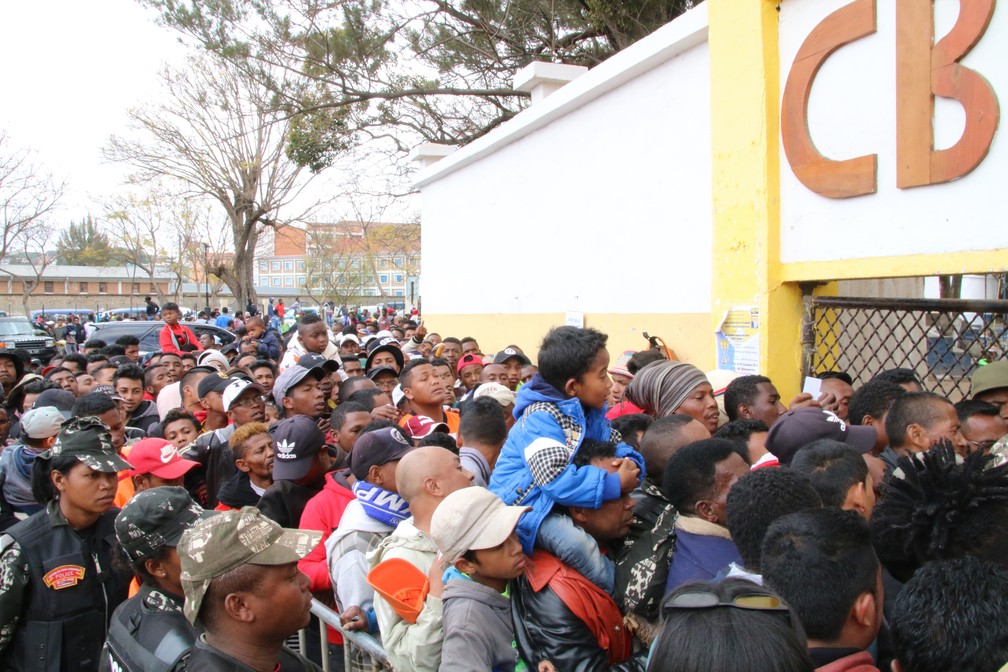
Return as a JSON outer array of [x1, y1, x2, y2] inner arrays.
[[44, 416, 132, 473], [177, 506, 321, 624], [989, 434, 1008, 469], [115, 487, 211, 563]]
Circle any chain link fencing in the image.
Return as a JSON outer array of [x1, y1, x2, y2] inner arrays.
[[801, 296, 1008, 402]]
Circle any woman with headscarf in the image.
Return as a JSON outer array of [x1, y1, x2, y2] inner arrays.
[[625, 360, 720, 433]]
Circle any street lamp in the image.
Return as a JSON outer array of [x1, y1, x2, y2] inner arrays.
[[203, 243, 210, 312]]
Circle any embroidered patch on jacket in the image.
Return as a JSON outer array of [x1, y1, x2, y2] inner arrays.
[[43, 565, 86, 589]]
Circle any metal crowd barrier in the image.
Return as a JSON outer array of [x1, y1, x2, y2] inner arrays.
[[297, 598, 393, 671]]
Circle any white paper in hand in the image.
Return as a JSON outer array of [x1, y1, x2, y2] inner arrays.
[[802, 376, 823, 398]]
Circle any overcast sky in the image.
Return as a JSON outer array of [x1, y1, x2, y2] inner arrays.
[[0, 0, 187, 219], [0, 1, 416, 235]]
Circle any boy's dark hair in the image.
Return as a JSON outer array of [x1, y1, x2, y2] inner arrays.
[[817, 371, 854, 385], [161, 302, 180, 312], [460, 337, 478, 347], [954, 398, 1001, 423], [870, 443, 1008, 582], [93, 362, 119, 379], [113, 363, 145, 386], [429, 356, 451, 371], [345, 388, 385, 409], [72, 392, 118, 418], [339, 354, 360, 367], [662, 438, 746, 515], [884, 391, 951, 449], [297, 312, 323, 331], [249, 359, 275, 373], [762, 508, 879, 642], [86, 353, 110, 365], [640, 414, 703, 487], [43, 366, 73, 381], [653, 579, 814, 672], [610, 413, 653, 450], [571, 438, 619, 468], [890, 557, 1008, 672], [441, 337, 462, 347], [144, 364, 168, 388], [715, 418, 770, 445], [871, 367, 921, 388], [162, 408, 201, 434], [82, 340, 107, 350], [331, 402, 372, 431], [725, 468, 822, 571], [537, 326, 608, 393], [62, 353, 88, 371], [723, 375, 773, 421], [102, 345, 126, 357], [457, 397, 507, 446], [848, 379, 905, 425], [399, 359, 432, 388], [418, 432, 458, 453], [790, 439, 870, 508], [115, 335, 140, 348], [626, 349, 666, 375]]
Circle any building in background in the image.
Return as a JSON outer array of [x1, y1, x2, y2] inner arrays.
[[254, 222, 420, 307]]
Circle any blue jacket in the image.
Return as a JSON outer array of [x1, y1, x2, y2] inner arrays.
[[256, 329, 281, 360], [489, 375, 645, 555]]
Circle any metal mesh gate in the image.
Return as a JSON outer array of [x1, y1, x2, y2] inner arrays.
[[802, 297, 1008, 402]]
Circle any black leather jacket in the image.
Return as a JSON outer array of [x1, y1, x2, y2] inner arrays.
[[511, 573, 647, 672]]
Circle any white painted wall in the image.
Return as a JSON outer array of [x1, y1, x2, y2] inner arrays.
[[778, 0, 1008, 263], [416, 7, 713, 316]]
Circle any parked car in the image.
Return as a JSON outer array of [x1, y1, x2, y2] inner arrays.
[[90, 321, 236, 357], [0, 316, 58, 363]]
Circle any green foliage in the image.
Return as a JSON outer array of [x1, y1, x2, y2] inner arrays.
[[139, 0, 699, 169], [56, 215, 117, 266]]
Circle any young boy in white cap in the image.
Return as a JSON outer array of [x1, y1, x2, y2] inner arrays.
[[0, 406, 64, 525], [430, 487, 530, 672]]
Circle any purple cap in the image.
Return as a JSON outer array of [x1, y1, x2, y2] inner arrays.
[[766, 407, 877, 464]]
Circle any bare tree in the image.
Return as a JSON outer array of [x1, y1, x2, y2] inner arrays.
[[0, 224, 57, 315], [104, 53, 325, 310], [0, 132, 65, 260]]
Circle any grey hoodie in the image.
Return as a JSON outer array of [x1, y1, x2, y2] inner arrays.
[[439, 578, 519, 672]]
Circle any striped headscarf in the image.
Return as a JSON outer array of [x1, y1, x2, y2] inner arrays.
[[624, 360, 709, 418]]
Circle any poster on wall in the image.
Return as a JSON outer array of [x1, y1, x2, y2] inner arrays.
[[716, 306, 760, 374]]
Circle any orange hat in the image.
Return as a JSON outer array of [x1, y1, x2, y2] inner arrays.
[[367, 558, 430, 624]]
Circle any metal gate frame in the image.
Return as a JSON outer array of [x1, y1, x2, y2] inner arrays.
[[801, 296, 1008, 401]]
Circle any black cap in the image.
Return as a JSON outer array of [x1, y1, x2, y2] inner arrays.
[[299, 353, 341, 373], [271, 416, 325, 481], [197, 372, 235, 397], [350, 427, 414, 480], [494, 347, 531, 367], [367, 366, 398, 381], [365, 337, 405, 373]]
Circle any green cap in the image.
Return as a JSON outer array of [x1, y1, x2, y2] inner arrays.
[[115, 487, 211, 563], [44, 416, 131, 473], [972, 361, 1008, 397], [177, 506, 321, 624]]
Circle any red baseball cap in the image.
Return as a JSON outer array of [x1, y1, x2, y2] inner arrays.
[[456, 353, 484, 374], [405, 415, 450, 440], [127, 438, 200, 479]]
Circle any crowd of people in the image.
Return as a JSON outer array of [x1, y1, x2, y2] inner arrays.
[[0, 303, 1007, 672]]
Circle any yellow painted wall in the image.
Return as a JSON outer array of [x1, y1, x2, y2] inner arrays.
[[420, 312, 713, 369], [707, 0, 807, 398]]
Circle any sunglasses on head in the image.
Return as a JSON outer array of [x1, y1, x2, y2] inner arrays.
[[664, 591, 791, 622]]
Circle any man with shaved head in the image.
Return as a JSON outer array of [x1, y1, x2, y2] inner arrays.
[[615, 414, 712, 639], [369, 447, 474, 672]]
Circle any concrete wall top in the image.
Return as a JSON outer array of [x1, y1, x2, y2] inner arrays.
[[416, 5, 713, 317]]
